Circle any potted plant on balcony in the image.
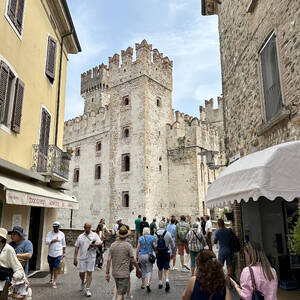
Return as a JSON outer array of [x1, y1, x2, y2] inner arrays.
[[62, 147, 73, 160]]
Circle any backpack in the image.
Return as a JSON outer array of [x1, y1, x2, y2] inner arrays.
[[156, 230, 168, 255], [229, 229, 241, 252], [177, 223, 190, 243]]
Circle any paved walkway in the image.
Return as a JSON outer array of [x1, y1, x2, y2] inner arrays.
[[29, 247, 240, 300]]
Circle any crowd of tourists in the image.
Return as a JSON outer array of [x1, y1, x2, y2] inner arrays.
[[0, 214, 279, 300]]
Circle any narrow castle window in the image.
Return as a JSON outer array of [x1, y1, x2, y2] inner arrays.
[[122, 154, 130, 172], [73, 169, 79, 183], [96, 141, 102, 151], [159, 156, 162, 161], [75, 147, 80, 156], [95, 164, 101, 180], [91, 98, 94, 103], [157, 97, 161, 107], [122, 96, 130, 106], [124, 128, 129, 138], [122, 192, 129, 207], [159, 165, 162, 171]]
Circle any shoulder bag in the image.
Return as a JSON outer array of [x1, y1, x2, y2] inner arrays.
[[249, 266, 265, 300], [192, 230, 206, 250], [229, 228, 241, 253], [143, 236, 156, 264]]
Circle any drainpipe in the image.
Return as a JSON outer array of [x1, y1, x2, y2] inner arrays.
[[54, 31, 73, 146]]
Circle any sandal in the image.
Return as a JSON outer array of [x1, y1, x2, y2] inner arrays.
[[52, 282, 57, 289]]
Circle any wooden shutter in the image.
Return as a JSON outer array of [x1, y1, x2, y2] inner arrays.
[[16, 0, 25, 33], [45, 37, 57, 81], [39, 109, 51, 154], [8, 0, 17, 22], [11, 78, 24, 133], [260, 34, 282, 121], [0, 62, 10, 123]]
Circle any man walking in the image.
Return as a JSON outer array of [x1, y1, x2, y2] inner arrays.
[[150, 218, 157, 236], [214, 219, 232, 276], [166, 216, 177, 270], [134, 215, 142, 247], [205, 215, 213, 251], [156, 221, 174, 292], [46, 221, 66, 288], [139, 217, 149, 236], [9, 226, 33, 275], [106, 225, 140, 300], [175, 215, 190, 272], [74, 222, 102, 297], [112, 218, 122, 237]]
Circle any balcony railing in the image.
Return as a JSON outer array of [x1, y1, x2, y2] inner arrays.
[[32, 145, 71, 181]]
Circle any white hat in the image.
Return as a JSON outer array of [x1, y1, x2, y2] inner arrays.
[[116, 218, 121, 222], [52, 221, 60, 227], [0, 228, 7, 239], [11, 270, 25, 286]]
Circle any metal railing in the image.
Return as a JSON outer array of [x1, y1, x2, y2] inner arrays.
[[32, 145, 71, 180]]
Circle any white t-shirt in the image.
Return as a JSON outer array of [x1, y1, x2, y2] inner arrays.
[[75, 232, 101, 260], [46, 230, 66, 257], [205, 220, 212, 233]]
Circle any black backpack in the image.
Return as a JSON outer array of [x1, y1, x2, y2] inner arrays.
[[229, 228, 241, 253], [156, 230, 168, 255]]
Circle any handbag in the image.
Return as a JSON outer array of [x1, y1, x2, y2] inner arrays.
[[0, 266, 13, 281], [136, 263, 142, 279], [148, 253, 156, 264], [249, 267, 265, 300]]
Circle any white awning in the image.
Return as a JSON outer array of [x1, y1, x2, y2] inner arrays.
[[206, 141, 300, 208], [0, 174, 78, 210]]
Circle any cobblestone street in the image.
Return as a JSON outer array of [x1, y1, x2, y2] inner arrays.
[[29, 247, 240, 300]]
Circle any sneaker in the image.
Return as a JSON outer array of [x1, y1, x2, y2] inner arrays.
[[165, 282, 170, 292], [171, 267, 178, 271], [85, 289, 92, 297], [146, 286, 151, 293], [184, 264, 191, 271], [158, 284, 163, 289], [181, 267, 189, 272], [80, 281, 86, 291], [125, 296, 133, 299]]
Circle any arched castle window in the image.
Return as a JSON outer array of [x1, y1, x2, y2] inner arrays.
[[96, 141, 102, 151], [157, 97, 161, 107], [122, 154, 130, 172], [122, 192, 129, 207], [73, 169, 79, 183], [123, 128, 130, 138], [122, 95, 130, 106], [75, 147, 80, 156], [95, 164, 101, 180]]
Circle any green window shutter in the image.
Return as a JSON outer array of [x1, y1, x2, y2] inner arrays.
[[45, 36, 57, 82], [11, 78, 25, 133], [0, 62, 10, 123]]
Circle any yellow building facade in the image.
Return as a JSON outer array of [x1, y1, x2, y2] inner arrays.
[[0, 0, 80, 271]]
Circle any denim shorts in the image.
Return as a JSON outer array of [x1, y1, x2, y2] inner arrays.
[[47, 255, 62, 270], [218, 250, 232, 266]]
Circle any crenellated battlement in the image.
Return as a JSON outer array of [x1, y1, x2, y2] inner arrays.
[[64, 105, 110, 143], [199, 96, 223, 126], [80, 39, 173, 97]]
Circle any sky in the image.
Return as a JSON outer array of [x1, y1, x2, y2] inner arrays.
[[65, 0, 222, 120]]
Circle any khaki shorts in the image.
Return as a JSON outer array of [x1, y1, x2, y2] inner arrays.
[[176, 243, 190, 256], [115, 278, 129, 295]]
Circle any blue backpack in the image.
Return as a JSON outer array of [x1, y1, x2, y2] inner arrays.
[[156, 230, 168, 255]]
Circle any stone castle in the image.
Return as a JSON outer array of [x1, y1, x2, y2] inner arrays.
[[58, 40, 224, 229]]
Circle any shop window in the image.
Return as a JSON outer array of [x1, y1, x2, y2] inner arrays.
[[96, 141, 102, 151], [122, 192, 129, 207], [95, 164, 101, 180], [0, 61, 24, 133], [6, 0, 25, 35], [75, 147, 80, 156], [73, 169, 79, 183], [45, 36, 57, 83], [122, 154, 130, 172], [259, 33, 282, 122]]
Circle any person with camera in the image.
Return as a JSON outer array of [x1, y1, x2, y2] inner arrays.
[[74, 222, 102, 297], [0, 228, 23, 296]]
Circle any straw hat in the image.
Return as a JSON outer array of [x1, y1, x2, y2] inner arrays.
[[0, 228, 7, 239], [117, 225, 131, 238]]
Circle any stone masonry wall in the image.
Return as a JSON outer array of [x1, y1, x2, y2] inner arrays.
[[218, 0, 300, 160]]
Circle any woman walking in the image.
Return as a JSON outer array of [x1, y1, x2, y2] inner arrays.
[[187, 223, 205, 275], [95, 223, 104, 269], [182, 250, 231, 300], [231, 242, 277, 300], [136, 227, 156, 292]]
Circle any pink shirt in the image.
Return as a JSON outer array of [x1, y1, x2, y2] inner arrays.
[[240, 265, 278, 300]]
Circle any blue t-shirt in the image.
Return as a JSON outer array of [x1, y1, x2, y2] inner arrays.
[[214, 228, 231, 251], [138, 235, 155, 255], [166, 224, 176, 239], [10, 239, 33, 275]]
